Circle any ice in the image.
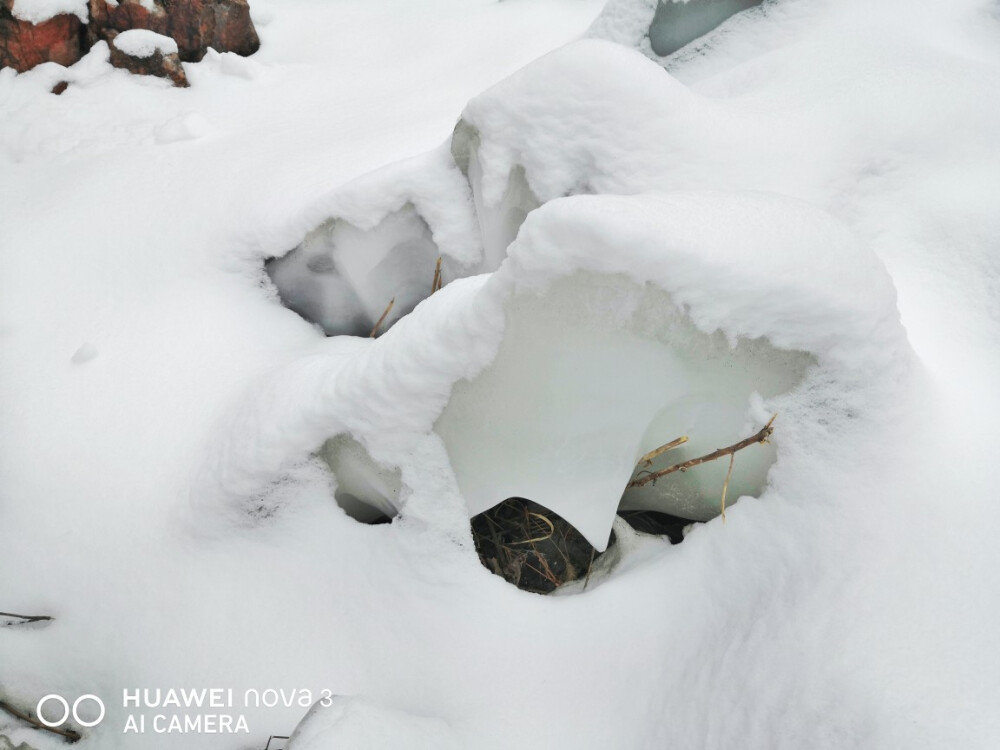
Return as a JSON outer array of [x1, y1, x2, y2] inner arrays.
[[589, 0, 765, 59], [112, 29, 179, 59], [450, 122, 539, 271], [649, 0, 763, 57], [431, 191, 899, 549]]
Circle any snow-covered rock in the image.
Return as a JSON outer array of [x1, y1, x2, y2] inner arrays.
[[109, 28, 187, 86], [1, 0, 85, 71], [11, 0, 87, 24], [112, 27, 175, 57]]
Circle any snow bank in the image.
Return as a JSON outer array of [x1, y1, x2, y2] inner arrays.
[[111, 29, 179, 59], [4, 0, 1000, 748], [221, 190, 905, 551], [10, 0, 88, 24]]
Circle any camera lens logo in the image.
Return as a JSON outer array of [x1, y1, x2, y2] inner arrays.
[[36, 694, 105, 728]]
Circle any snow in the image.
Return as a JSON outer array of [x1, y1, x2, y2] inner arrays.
[[3, 0, 1000, 749], [111, 29, 179, 59], [10, 0, 88, 24], [289, 698, 459, 750]]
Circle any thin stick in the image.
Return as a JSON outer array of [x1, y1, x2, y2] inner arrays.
[[0, 611, 53, 623], [637, 435, 688, 467], [628, 414, 777, 489], [720, 453, 735, 523], [431, 257, 443, 293], [583, 546, 596, 591], [0, 699, 81, 743], [369, 297, 395, 338]]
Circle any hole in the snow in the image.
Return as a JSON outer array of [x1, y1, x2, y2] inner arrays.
[[265, 204, 445, 338], [472, 499, 699, 594], [319, 434, 401, 524], [617, 509, 693, 544], [472, 497, 619, 595]]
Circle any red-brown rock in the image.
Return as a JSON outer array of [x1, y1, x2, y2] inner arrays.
[[90, 0, 259, 62], [0, 1, 84, 72], [87, 0, 169, 49], [165, 0, 260, 62]]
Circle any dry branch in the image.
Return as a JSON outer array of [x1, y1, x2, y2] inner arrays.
[[0, 699, 80, 743], [369, 297, 395, 338], [431, 256, 443, 293], [719, 453, 736, 522], [637, 435, 688, 467], [628, 414, 777, 489], [0, 611, 53, 624]]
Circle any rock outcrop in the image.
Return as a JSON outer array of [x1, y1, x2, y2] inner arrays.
[[1, 0, 259, 74], [0, 1, 84, 72], [89, 0, 259, 62]]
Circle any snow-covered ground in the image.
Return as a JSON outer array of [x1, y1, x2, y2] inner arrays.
[[2, 0, 1000, 748]]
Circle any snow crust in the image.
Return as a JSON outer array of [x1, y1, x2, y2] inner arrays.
[[3, 0, 1000, 749], [10, 0, 88, 24], [112, 29, 179, 59]]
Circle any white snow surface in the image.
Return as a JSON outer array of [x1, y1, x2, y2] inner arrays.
[[10, 0, 88, 24], [3, 0, 1000, 749], [111, 29, 179, 59]]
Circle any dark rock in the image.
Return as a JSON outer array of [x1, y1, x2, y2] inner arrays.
[[163, 0, 259, 62], [109, 29, 188, 87], [472, 497, 614, 595], [51, 79, 69, 94], [0, 1, 84, 72]]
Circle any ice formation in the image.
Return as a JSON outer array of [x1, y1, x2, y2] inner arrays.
[[237, 190, 903, 555], [266, 147, 480, 336], [588, 0, 765, 59], [260, 38, 905, 551]]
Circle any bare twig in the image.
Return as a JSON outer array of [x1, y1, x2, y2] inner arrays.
[[369, 297, 395, 338], [637, 435, 688, 467], [431, 256, 443, 294], [628, 414, 777, 489], [0, 699, 81, 743], [0, 611, 53, 624], [720, 453, 735, 523], [583, 546, 596, 591]]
